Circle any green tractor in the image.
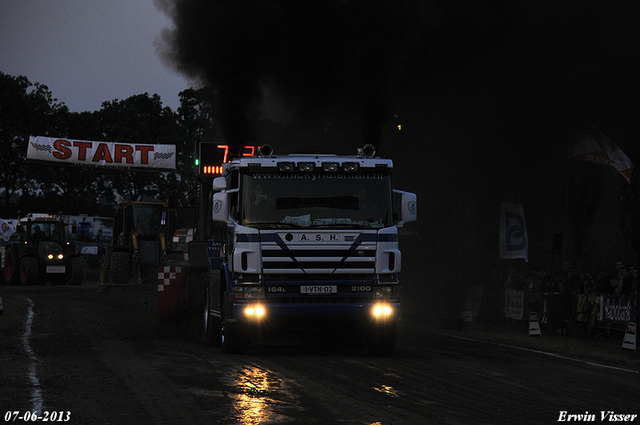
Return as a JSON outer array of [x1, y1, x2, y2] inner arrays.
[[100, 201, 168, 284], [3, 213, 84, 285]]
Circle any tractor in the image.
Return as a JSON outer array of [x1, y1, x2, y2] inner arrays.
[[3, 213, 84, 285], [100, 201, 168, 284]]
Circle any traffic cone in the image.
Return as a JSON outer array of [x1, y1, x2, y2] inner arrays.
[[529, 311, 541, 337], [622, 322, 636, 351]]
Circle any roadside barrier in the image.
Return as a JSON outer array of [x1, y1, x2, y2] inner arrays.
[[529, 311, 541, 337], [157, 266, 187, 326], [622, 322, 636, 351]]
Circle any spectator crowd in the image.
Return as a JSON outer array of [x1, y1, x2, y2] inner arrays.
[[504, 260, 638, 301]]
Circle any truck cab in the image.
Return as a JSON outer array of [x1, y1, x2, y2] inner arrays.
[[200, 145, 417, 355]]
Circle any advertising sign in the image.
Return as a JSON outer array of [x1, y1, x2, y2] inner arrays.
[[26, 136, 176, 171], [499, 201, 528, 262]]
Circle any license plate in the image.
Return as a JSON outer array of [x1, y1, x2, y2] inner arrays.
[[46, 265, 66, 274], [300, 285, 337, 294]]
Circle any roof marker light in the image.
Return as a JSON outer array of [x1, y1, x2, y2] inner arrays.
[[298, 162, 315, 172], [343, 162, 359, 172], [277, 162, 295, 172], [322, 162, 339, 172]]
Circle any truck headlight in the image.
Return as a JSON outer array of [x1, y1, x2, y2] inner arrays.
[[372, 303, 394, 319], [244, 304, 266, 318]]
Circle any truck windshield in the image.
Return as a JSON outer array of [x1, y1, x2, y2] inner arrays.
[[241, 172, 393, 229]]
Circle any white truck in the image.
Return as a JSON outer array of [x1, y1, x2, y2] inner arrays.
[[197, 144, 417, 355]]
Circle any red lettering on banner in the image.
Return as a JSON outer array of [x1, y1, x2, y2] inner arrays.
[[73, 141, 92, 161], [53, 140, 72, 159], [136, 145, 154, 164], [115, 144, 134, 164], [92, 143, 113, 163]]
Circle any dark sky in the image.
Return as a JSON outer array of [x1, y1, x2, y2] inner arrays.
[[0, 0, 189, 112]]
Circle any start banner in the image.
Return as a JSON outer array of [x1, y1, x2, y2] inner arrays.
[[26, 136, 176, 171]]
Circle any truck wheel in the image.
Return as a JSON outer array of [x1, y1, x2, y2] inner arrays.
[[4, 246, 19, 285], [68, 257, 84, 285], [367, 322, 397, 357], [202, 285, 221, 347], [20, 257, 39, 286], [221, 291, 249, 354], [110, 251, 130, 284]]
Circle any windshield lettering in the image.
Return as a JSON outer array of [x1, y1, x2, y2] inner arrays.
[[241, 172, 392, 229]]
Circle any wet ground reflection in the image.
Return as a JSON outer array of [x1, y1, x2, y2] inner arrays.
[[225, 364, 297, 424], [373, 384, 400, 397]]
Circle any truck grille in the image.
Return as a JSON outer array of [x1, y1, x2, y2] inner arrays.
[[260, 233, 377, 274]]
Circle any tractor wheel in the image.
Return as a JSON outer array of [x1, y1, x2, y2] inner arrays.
[[20, 257, 39, 285], [110, 251, 130, 284], [68, 257, 84, 285], [4, 246, 19, 285]]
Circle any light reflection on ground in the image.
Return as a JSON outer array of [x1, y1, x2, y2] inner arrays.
[[373, 384, 401, 397], [226, 365, 295, 425]]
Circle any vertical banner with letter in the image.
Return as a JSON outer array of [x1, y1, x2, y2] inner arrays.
[[499, 201, 528, 262]]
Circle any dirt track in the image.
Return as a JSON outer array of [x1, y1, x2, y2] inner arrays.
[[1, 283, 639, 425]]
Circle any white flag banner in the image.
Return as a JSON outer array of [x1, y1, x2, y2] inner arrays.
[[570, 126, 634, 183], [499, 201, 528, 262], [26, 136, 176, 171], [0, 218, 15, 242]]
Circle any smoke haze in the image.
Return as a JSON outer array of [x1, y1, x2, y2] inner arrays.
[[157, 1, 640, 324], [158, 0, 417, 149]]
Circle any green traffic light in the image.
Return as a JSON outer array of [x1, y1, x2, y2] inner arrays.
[[195, 158, 199, 166]]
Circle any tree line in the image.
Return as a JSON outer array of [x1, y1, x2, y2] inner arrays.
[[0, 71, 221, 218]]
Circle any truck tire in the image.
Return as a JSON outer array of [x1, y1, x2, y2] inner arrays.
[[110, 251, 130, 284], [367, 322, 397, 357], [68, 257, 84, 285], [4, 246, 19, 285], [20, 257, 39, 286], [202, 285, 221, 347], [221, 291, 249, 354]]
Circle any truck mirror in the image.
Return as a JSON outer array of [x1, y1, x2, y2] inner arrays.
[[393, 190, 417, 227], [212, 177, 227, 192], [212, 192, 230, 223]]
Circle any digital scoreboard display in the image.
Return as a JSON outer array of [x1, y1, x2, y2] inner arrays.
[[198, 144, 259, 176]]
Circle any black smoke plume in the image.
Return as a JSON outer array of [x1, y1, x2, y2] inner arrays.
[[158, 0, 412, 150], [157, 1, 640, 326]]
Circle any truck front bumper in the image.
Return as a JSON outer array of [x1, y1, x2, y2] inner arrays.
[[231, 300, 400, 326]]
